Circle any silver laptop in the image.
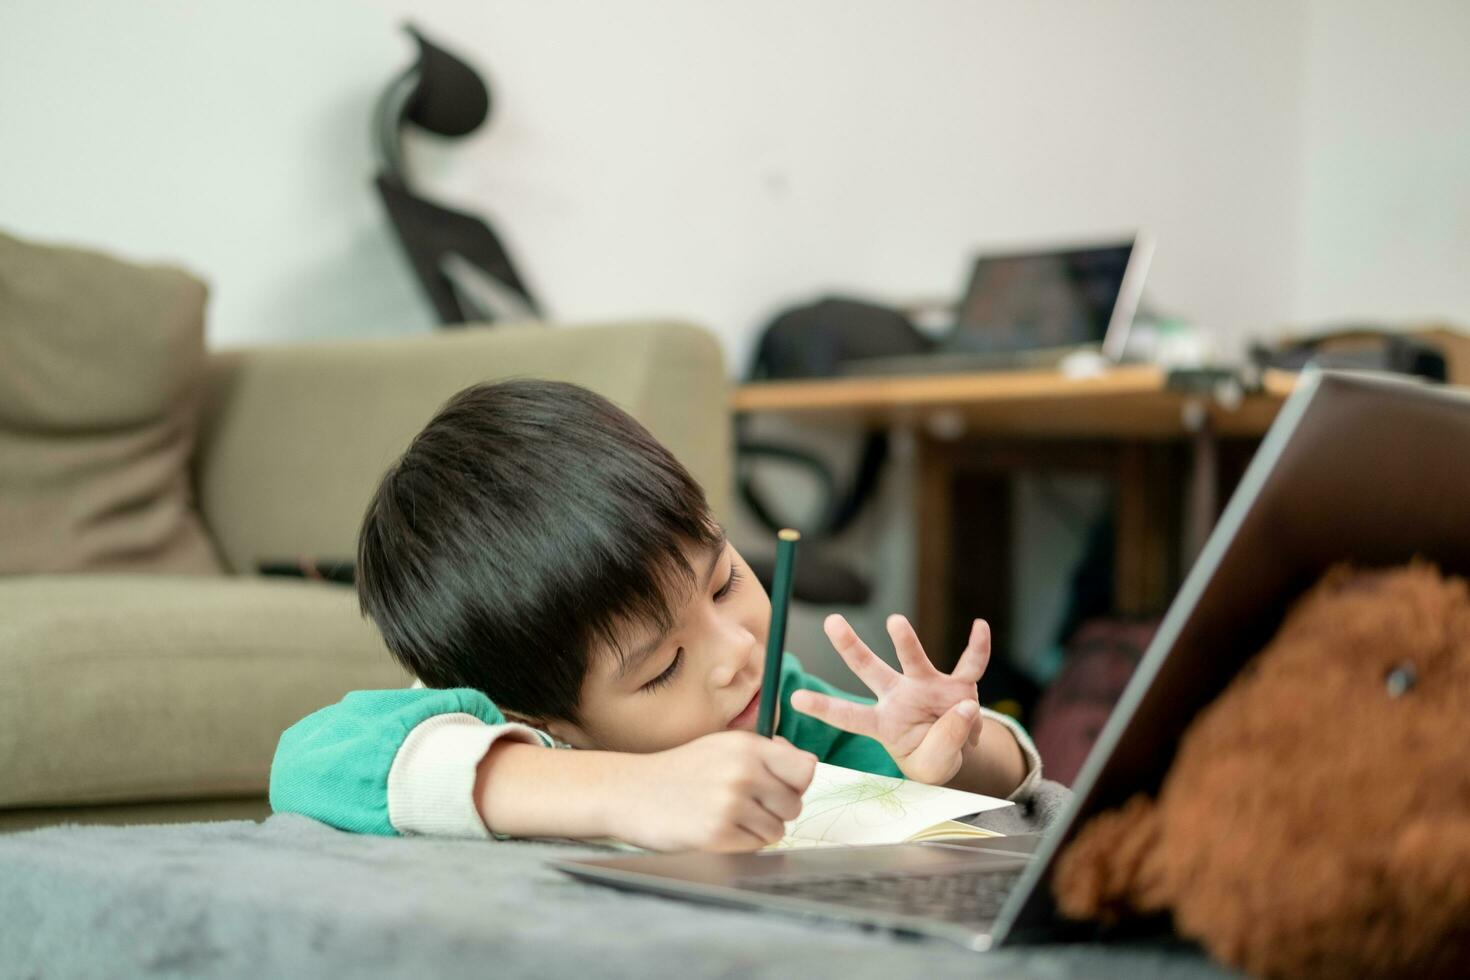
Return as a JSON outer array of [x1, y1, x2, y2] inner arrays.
[[557, 370, 1470, 950], [843, 233, 1154, 377]]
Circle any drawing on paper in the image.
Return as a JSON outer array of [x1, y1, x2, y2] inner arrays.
[[776, 765, 951, 847]]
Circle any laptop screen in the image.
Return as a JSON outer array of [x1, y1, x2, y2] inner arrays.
[[948, 241, 1136, 354]]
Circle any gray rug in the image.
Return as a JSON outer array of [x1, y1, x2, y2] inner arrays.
[[0, 782, 1230, 979]]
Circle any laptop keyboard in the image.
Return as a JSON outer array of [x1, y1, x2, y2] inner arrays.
[[733, 866, 1022, 925]]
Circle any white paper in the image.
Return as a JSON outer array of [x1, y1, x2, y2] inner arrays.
[[772, 762, 1011, 849]]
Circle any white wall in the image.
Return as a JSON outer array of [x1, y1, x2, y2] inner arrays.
[[1, 0, 433, 345], [3, 0, 1305, 359], [1293, 0, 1470, 330]]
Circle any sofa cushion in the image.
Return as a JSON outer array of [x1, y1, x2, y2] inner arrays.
[[0, 230, 222, 574], [194, 320, 730, 574], [0, 576, 410, 809]]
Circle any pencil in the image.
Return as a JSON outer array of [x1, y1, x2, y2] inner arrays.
[[756, 528, 800, 737]]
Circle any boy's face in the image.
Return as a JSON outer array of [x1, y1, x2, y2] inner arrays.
[[542, 534, 774, 753]]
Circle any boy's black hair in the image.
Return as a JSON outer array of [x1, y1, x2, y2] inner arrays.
[[357, 379, 722, 723]]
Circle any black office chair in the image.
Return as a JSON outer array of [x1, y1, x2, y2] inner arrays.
[[373, 24, 542, 326], [739, 298, 932, 605]]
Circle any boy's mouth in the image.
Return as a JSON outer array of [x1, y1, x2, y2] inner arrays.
[[726, 688, 762, 730]]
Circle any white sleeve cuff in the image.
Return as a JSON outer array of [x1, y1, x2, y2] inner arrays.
[[980, 708, 1045, 802], [386, 713, 549, 838]]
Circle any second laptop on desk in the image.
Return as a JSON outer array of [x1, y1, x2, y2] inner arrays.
[[845, 233, 1153, 377]]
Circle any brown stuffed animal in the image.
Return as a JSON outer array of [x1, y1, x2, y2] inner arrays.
[[1052, 563, 1470, 979]]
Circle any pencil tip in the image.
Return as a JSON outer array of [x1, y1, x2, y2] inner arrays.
[[778, 528, 801, 542]]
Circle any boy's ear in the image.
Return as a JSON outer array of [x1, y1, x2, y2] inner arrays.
[[541, 720, 593, 749], [504, 711, 592, 749]]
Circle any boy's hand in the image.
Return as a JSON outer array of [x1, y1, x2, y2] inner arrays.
[[791, 614, 990, 786], [611, 732, 817, 852]]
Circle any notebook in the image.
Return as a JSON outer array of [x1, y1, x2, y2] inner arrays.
[[770, 763, 1011, 849]]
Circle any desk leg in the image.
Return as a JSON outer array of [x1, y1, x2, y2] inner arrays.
[[916, 436, 1012, 672], [915, 436, 954, 666], [1115, 443, 1180, 617], [1184, 415, 1219, 570]]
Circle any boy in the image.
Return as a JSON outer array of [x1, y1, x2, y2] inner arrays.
[[271, 380, 1041, 851]]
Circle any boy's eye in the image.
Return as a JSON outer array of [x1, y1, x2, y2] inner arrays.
[[714, 563, 742, 601], [642, 649, 684, 693]]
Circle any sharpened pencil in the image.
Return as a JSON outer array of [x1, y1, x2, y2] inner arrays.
[[756, 529, 800, 737]]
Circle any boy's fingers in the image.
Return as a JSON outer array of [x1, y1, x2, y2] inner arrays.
[[753, 777, 805, 822], [909, 700, 978, 775], [762, 739, 819, 794], [788, 689, 880, 739], [969, 711, 983, 748], [886, 614, 935, 677], [823, 614, 898, 694], [739, 800, 789, 845], [952, 619, 993, 684]]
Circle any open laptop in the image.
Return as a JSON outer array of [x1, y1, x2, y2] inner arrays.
[[556, 370, 1470, 950], [843, 233, 1153, 377]]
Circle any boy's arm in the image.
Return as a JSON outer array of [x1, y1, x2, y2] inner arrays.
[[472, 733, 816, 851], [270, 688, 549, 837], [272, 688, 818, 849]]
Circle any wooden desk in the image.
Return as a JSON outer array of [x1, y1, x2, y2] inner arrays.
[[734, 365, 1292, 437], [735, 366, 1294, 670]]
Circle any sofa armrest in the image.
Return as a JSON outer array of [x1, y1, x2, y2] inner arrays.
[[194, 321, 729, 574]]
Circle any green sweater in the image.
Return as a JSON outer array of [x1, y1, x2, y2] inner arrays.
[[271, 656, 901, 836]]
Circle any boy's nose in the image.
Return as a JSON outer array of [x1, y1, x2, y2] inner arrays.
[[708, 637, 758, 689]]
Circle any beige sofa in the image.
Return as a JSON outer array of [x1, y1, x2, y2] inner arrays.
[[0, 320, 730, 831]]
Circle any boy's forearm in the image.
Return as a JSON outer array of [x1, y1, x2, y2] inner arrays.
[[945, 720, 1028, 799], [474, 740, 633, 840], [473, 731, 814, 851]]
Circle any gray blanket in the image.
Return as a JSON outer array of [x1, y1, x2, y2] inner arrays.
[[0, 783, 1229, 979]]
